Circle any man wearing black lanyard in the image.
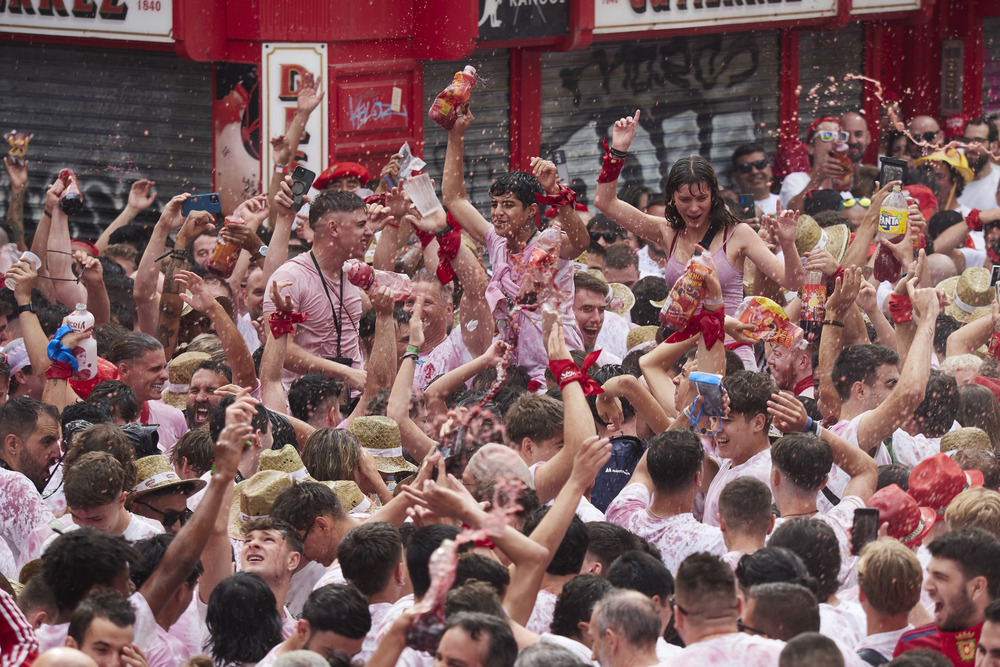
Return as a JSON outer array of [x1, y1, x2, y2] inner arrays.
[[263, 190, 371, 391]]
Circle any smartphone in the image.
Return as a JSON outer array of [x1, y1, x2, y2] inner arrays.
[[181, 193, 222, 217], [851, 507, 880, 556], [690, 372, 726, 417], [290, 166, 316, 212], [551, 149, 571, 186], [879, 156, 907, 187], [991, 264, 1000, 288], [738, 194, 756, 219]]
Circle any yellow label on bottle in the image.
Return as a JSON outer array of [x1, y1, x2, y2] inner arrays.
[[878, 207, 908, 234]]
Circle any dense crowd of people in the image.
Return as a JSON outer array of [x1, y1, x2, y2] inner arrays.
[[3, 70, 1000, 667]]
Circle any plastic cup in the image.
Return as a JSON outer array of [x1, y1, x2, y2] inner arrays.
[[403, 173, 442, 216], [5, 252, 42, 292]]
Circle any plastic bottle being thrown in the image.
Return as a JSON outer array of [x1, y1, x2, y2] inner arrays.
[[428, 66, 477, 131], [799, 270, 827, 344], [344, 258, 412, 301], [873, 185, 908, 283], [659, 254, 712, 330], [58, 168, 85, 216], [206, 215, 245, 279]]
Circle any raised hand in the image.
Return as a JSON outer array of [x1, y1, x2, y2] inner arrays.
[[530, 157, 559, 194], [156, 193, 192, 233], [176, 209, 215, 248], [773, 207, 799, 248], [270, 279, 294, 312], [44, 178, 67, 213], [907, 284, 942, 323], [611, 109, 641, 153], [74, 250, 104, 288], [450, 104, 474, 137], [127, 179, 157, 212], [233, 193, 270, 228], [544, 318, 571, 362], [5, 259, 37, 301], [767, 390, 809, 433], [803, 247, 840, 276], [825, 266, 863, 319], [175, 270, 218, 314], [271, 135, 292, 168], [4, 156, 27, 191], [569, 436, 612, 489], [370, 285, 394, 316], [296, 71, 324, 116]]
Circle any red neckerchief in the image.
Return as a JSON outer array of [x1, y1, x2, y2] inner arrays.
[[140, 401, 151, 425], [794, 376, 814, 396]]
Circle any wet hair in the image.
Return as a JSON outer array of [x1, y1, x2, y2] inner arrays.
[[878, 464, 911, 491], [338, 522, 403, 597], [934, 315, 962, 359], [107, 331, 163, 365], [65, 422, 138, 491], [735, 546, 818, 596], [444, 612, 518, 667], [206, 572, 283, 665], [675, 553, 737, 608], [60, 402, 112, 445], [38, 304, 71, 338], [778, 632, 844, 667], [64, 451, 127, 510], [302, 583, 371, 639], [242, 517, 304, 555], [950, 452, 1000, 494], [408, 524, 464, 599], [662, 156, 740, 232], [454, 553, 511, 597], [630, 276, 668, 327], [832, 344, 899, 401], [521, 508, 589, 576], [209, 395, 268, 440], [169, 428, 215, 477], [88, 380, 139, 424], [913, 370, 960, 438], [746, 582, 820, 641], [550, 574, 613, 640], [131, 533, 202, 590], [194, 360, 232, 384], [0, 396, 60, 452], [646, 429, 703, 494], [732, 143, 767, 168], [718, 477, 773, 535], [288, 374, 346, 423], [604, 244, 638, 270], [504, 393, 563, 445], [927, 527, 1000, 599], [67, 589, 135, 646], [769, 519, 841, 603], [723, 370, 777, 428], [490, 171, 544, 211], [606, 551, 674, 601], [270, 481, 347, 533], [301, 428, 362, 482], [445, 580, 507, 619], [41, 527, 139, 612], [309, 190, 366, 229], [771, 433, 834, 492], [585, 523, 663, 571]]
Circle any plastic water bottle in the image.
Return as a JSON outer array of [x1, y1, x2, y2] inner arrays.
[[206, 215, 245, 279], [659, 255, 712, 330], [799, 270, 826, 343], [873, 185, 908, 282], [344, 259, 412, 301], [428, 66, 477, 130], [67, 303, 97, 381]]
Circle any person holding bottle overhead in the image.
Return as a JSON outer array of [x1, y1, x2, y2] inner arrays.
[[593, 109, 804, 370]]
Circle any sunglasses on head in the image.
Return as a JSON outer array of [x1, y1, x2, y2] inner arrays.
[[816, 130, 850, 143], [737, 159, 769, 173], [590, 231, 619, 243], [133, 499, 193, 528], [843, 197, 871, 208]]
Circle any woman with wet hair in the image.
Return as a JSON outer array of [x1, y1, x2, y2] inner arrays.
[[205, 572, 283, 667]]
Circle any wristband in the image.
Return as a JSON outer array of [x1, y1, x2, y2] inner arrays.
[[435, 222, 454, 238], [406, 345, 421, 355], [597, 139, 626, 184], [46, 325, 79, 374], [548, 351, 604, 396], [665, 307, 726, 350], [364, 193, 387, 207], [274, 165, 288, 175], [968, 209, 983, 232], [888, 294, 913, 324], [534, 184, 577, 208], [45, 360, 74, 381], [803, 417, 814, 433], [269, 310, 308, 338], [821, 320, 845, 328], [434, 212, 464, 285], [609, 146, 628, 159], [703, 297, 724, 307], [990, 332, 1000, 360]]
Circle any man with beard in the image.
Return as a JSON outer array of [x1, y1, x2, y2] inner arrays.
[[841, 111, 873, 166], [185, 362, 231, 429], [766, 340, 815, 398], [958, 118, 1000, 212], [894, 528, 1000, 665]]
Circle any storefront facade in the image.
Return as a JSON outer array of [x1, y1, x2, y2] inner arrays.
[[2, 0, 999, 233]]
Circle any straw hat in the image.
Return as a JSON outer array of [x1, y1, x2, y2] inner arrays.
[[161, 351, 212, 410], [914, 148, 974, 184], [794, 214, 849, 263], [940, 427, 992, 453], [867, 484, 936, 548], [319, 480, 369, 513], [229, 470, 294, 539], [908, 452, 984, 514], [626, 325, 659, 354], [127, 455, 205, 508], [349, 416, 418, 474], [258, 444, 309, 480], [936, 267, 993, 323], [607, 283, 635, 317]]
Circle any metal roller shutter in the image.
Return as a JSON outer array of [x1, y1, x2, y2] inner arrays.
[[539, 32, 782, 198], [0, 42, 213, 240], [984, 17, 1000, 116], [797, 25, 866, 136], [422, 49, 510, 211]]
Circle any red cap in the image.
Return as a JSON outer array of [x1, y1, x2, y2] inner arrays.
[[908, 452, 984, 512], [69, 357, 121, 400], [975, 376, 1000, 404], [313, 162, 371, 190], [868, 484, 936, 547]]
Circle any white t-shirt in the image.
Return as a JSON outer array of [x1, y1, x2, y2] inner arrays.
[[358, 601, 395, 664], [596, 311, 631, 361], [670, 632, 785, 667], [528, 461, 605, 522], [820, 600, 867, 648], [770, 495, 865, 589], [413, 326, 474, 392], [958, 166, 1000, 211], [237, 312, 262, 355], [538, 633, 597, 665], [779, 172, 851, 208], [702, 448, 773, 528], [892, 422, 961, 467], [526, 588, 558, 635], [286, 560, 327, 618], [0, 469, 54, 579], [855, 625, 913, 664], [19, 512, 162, 572], [755, 192, 782, 216], [637, 245, 666, 280], [606, 484, 726, 572], [823, 413, 893, 511]]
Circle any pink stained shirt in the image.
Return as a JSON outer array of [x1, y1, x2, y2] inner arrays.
[[670, 632, 785, 666], [769, 495, 865, 590], [413, 326, 473, 392], [702, 448, 774, 528], [606, 484, 727, 573], [0, 469, 54, 580], [526, 588, 558, 635], [262, 253, 365, 384], [483, 228, 583, 382], [142, 399, 189, 457]]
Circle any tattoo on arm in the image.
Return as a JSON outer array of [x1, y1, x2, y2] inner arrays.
[[6, 189, 24, 243]]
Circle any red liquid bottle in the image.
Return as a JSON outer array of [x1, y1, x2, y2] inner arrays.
[[206, 215, 245, 279], [873, 185, 908, 283], [428, 66, 477, 131], [58, 168, 85, 215]]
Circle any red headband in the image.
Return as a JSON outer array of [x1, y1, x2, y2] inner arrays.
[[806, 116, 840, 142]]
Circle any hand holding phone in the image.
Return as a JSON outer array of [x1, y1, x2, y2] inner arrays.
[[690, 372, 726, 417], [879, 157, 907, 188], [290, 166, 316, 212], [181, 193, 222, 217]]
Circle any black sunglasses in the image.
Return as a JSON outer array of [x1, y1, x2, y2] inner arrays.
[[910, 131, 939, 143], [590, 231, 619, 243], [737, 159, 769, 173], [132, 499, 192, 528], [738, 619, 768, 636]]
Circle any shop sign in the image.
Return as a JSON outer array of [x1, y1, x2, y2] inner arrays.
[[261, 43, 329, 187], [850, 0, 921, 14], [478, 0, 569, 41], [940, 39, 964, 117], [0, 0, 173, 42], [594, 0, 837, 34]]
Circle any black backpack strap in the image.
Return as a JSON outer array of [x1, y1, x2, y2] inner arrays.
[[821, 486, 842, 506], [857, 648, 888, 666]]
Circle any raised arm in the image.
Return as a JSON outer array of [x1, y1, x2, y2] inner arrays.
[[345, 286, 398, 422], [596, 374, 672, 434], [841, 182, 895, 270], [639, 337, 698, 417], [154, 210, 214, 357], [3, 156, 28, 252], [260, 279, 295, 413], [440, 108, 492, 245], [134, 193, 190, 335], [6, 260, 50, 377], [947, 303, 996, 357], [739, 208, 803, 291], [385, 299, 437, 461], [423, 341, 507, 420], [531, 157, 589, 260], [816, 268, 862, 422], [592, 110, 665, 243], [27, 180, 63, 305], [266, 71, 323, 228], [96, 179, 156, 253], [263, 178, 299, 287], [76, 251, 110, 326]]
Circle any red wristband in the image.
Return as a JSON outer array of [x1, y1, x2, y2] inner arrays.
[[269, 310, 308, 338], [597, 139, 626, 184], [535, 184, 577, 208], [548, 351, 605, 396], [888, 294, 913, 324], [968, 209, 983, 232], [990, 332, 1000, 360], [666, 307, 726, 349], [45, 360, 74, 380]]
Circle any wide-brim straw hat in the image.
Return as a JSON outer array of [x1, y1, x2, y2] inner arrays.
[[180, 294, 236, 322], [936, 267, 993, 323], [319, 480, 370, 514], [229, 469, 294, 539], [626, 325, 659, 354], [915, 149, 974, 185], [607, 283, 635, 316], [127, 455, 205, 508], [161, 351, 212, 410], [940, 427, 992, 453], [794, 214, 850, 263], [258, 444, 309, 480], [349, 416, 417, 474]]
